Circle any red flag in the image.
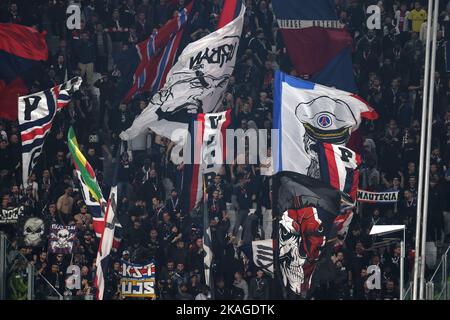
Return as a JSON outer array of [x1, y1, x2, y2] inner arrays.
[[0, 23, 48, 61], [0, 77, 28, 121]]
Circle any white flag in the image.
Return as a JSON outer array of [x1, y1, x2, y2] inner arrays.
[[120, 4, 245, 142], [273, 71, 377, 177]]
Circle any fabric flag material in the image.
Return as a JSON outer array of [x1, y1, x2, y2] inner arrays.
[[116, 3, 193, 103], [272, 0, 367, 153], [76, 170, 105, 238], [48, 224, 77, 254], [68, 126, 103, 202], [72, 138, 121, 251], [94, 186, 118, 300], [273, 171, 341, 296], [19, 77, 82, 184], [181, 109, 233, 213], [273, 71, 376, 176], [0, 23, 48, 121], [119, 1, 245, 142], [274, 171, 341, 215], [251, 239, 274, 277], [317, 142, 361, 204], [272, 0, 355, 92], [0, 206, 24, 224], [333, 209, 353, 240]]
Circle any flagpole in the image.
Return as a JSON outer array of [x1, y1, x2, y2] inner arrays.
[[202, 175, 214, 299], [419, 0, 439, 299], [413, 0, 434, 300]]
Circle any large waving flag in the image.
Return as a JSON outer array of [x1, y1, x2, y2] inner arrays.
[[272, 71, 376, 176], [94, 140, 126, 300], [120, 0, 245, 142], [70, 127, 122, 249], [19, 77, 82, 185], [68, 127, 103, 202], [317, 142, 361, 204], [0, 23, 48, 121], [272, 0, 355, 92], [115, 2, 193, 103], [273, 171, 341, 296], [181, 109, 233, 213]]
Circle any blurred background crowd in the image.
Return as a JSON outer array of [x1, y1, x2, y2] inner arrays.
[[0, 0, 449, 300]]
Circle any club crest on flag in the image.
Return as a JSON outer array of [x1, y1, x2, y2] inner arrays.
[[273, 71, 377, 177], [316, 113, 333, 128]]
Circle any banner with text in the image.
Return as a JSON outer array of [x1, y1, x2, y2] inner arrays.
[[48, 224, 77, 254], [0, 206, 24, 224], [357, 190, 399, 203], [121, 260, 156, 298]]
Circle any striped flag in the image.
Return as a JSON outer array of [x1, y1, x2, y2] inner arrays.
[[76, 170, 105, 238], [93, 141, 126, 300], [94, 186, 118, 300], [75, 170, 122, 251], [272, 0, 355, 92], [317, 142, 361, 204], [116, 2, 193, 103], [19, 77, 82, 185], [67, 126, 103, 202], [69, 128, 122, 250], [181, 109, 233, 213]]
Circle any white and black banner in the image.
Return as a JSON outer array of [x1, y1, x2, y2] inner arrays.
[[357, 190, 399, 203], [0, 206, 24, 224], [120, 4, 245, 142], [252, 239, 274, 277], [19, 77, 82, 184]]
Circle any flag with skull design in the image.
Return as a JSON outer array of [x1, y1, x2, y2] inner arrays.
[[21, 217, 45, 247], [273, 171, 341, 298], [48, 224, 77, 254]]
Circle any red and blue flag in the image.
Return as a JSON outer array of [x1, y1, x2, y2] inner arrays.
[[0, 23, 48, 121], [115, 2, 193, 103], [272, 0, 356, 93]]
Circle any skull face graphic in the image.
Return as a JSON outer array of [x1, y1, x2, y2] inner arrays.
[[56, 228, 70, 248], [23, 218, 44, 247], [279, 208, 327, 295], [279, 210, 306, 295]]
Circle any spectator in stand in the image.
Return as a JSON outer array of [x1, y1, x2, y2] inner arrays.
[[74, 32, 96, 87], [248, 269, 269, 300]]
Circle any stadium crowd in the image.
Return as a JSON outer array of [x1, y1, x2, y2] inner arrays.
[[0, 0, 449, 300]]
